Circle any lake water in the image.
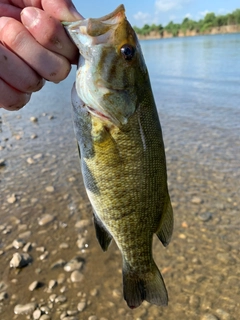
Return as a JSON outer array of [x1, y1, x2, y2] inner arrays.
[[0, 33, 240, 319]]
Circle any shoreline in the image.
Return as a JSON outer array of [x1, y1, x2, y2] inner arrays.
[[137, 24, 240, 40]]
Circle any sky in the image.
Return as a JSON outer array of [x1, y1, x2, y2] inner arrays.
[[72, 0, 240, 27]]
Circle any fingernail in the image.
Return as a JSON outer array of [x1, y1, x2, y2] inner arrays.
[[21, 8, 40, 28]]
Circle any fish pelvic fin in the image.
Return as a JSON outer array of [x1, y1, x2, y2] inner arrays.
[[156, 193, 174, 247], [122, 259, 168, 309], [93, 211, 112, 252]]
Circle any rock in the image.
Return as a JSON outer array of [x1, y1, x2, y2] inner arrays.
[[0, 159, 6, 167], [12, 238, 26, 249], [14, 302, 37, 314], [201, 315, 219, 320], [38, 214, 55, 226], [0, 292, 8, 301], [75, 219, 91, 230], [215, 309, 231, 320], [39, 315, 51, 320], [7, 194, 17, 204], [33, 153, 43, 160], [10, 252, 32, 268], [191, 196, 203, 204], [29, 281, 40, 291], [198, 212, 212, 222], [18, 230, 31, 239], [59, 243, 69, 249], [31, 134, 38, 139], [77, 301, 87, 312], [51, 259, 66, 269], [216, 253, 236, 265], [30, 117, 38, 122], [64, 257, 84, 272], [27, 157, 35, 164], [55, 295, 67, 304], [70, 270, 84, 283], [48, 280, 57, 289], [33, 309, 42, 320], [45, 186, 55, 193], [76, 238, 88, 250], [23, 242, 32, 252]]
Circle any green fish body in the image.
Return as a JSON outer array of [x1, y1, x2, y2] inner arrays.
[[65, 5, 173, 309]]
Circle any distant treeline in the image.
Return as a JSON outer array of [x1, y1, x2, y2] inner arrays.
[[133, 9, 240, 37]]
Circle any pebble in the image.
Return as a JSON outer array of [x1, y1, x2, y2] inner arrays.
[[33, 309, 42, 320], [48, 280, 57, 289], [10, 252, 32, 268], [77, 301, 87, 312], [64, 257, 84, 272], [38, 214, 55, 226], [88, 316, 97, 320], [59, 243, 69, 249], [29, 280, 40, 291], [75, 219, 91, 229], [12, 238, 26, 249], [14, 302, 37, 314], [51, 259, 66, 269], [27, 157, 35, 164], [30, 116, 38, 122], [76, 238, 88, 249], [45, 186, 55, 193], [191, 196, 203, 204], [18, 230, 31, 239], [55, 295, 67, 304], [31, 134, 38, 139], [7, 194, 17, 204], [39, 315, 51, 320], [216, 253, 236, 265], [198, 212, 212, 222], [0, 292, 8, 301], [70, 270, 84, 283], [216, 309, 231, 320], [0, 159, 6, 166], [201, 315, 219, 320]]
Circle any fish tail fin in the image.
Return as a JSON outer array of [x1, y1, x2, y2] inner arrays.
[[122, 259, 168, 309]]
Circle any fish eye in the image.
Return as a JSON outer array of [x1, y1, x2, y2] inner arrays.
[[120, 44, 135, 61]]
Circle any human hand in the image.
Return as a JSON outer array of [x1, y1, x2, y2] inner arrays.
[[0, 0, 83, 111]]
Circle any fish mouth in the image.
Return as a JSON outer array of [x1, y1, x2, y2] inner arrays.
[[64, 4, 126, 48]]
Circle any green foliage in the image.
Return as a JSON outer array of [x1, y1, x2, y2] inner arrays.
[[134, 8, 240, 37]]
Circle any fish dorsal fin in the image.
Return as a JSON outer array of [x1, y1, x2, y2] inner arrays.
[[156, 194, 173, 247]]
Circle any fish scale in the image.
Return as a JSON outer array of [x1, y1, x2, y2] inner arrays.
[[65, 4, 174, 309]]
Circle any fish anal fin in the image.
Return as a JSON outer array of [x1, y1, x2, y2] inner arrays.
[[122, 259, 168, 309], [93, 212, 112, 252], [156, 194, 174, 247]]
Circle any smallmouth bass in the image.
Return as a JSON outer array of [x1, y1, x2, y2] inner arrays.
[[65, 4, 173, 309]]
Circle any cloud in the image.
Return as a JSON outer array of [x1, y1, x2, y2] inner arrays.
[[155, 0, 190, 13], [185, 13, 192, 18], [133, 11, 151, 21], [199, 10, 209, 17]]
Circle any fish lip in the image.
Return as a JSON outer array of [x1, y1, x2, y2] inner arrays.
[[63, 4, 126, 47]]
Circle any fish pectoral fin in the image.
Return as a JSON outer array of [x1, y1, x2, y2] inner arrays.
[[122, 259, 168, 309], [93, 211, 112, 252], [156, 193, 174, 247]]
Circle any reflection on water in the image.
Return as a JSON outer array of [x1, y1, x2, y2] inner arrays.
[[0, 34, 240, 319]]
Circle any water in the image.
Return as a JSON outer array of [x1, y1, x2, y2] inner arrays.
[[0, 33, 240, 319], [141, 34, 240, 130]]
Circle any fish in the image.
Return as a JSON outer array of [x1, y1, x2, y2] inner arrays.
[[64, 4, 174, 309]]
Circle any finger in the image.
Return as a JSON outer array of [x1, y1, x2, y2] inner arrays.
[[0, 17, 71, 82], [21, 7, 78, 63], [0, 78, 31, 111], [41, 0, 83, 21], [0, 44, 44, 93], [0, 3, 22, 20]]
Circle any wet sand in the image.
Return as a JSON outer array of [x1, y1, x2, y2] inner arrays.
[[0, 82, 239, 320]]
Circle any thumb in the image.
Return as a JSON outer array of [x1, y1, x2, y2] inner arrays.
[[42, 0, 83, 21]]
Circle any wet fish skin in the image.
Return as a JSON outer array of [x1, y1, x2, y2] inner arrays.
[[65, 4, 173, 309]]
